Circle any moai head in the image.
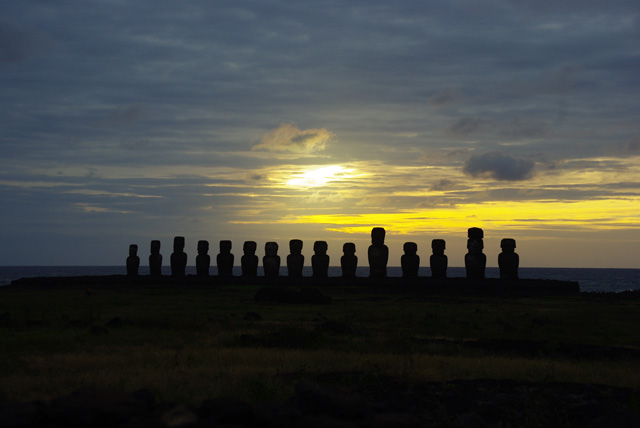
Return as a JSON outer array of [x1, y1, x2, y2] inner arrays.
[[501, 238, 516, 253], [129, 244, 138, 257], [467, 228, 484, 254], [314, 240, 328, 255], [243, 241, 257, 255], [289, 239, 303, 255], [265, 241, 278, 256], [197, 240, 209, 255], [151, 240, 161, 255], [431, 239, 446, 255], [468, 227, 484, 239], [220, 240, 232, 253], [371, 227, 386, 246], [173, 236, 185, 252], [403, 242, 417, 255], [343, 242, 356, 255], [467, 238, 484, 253]]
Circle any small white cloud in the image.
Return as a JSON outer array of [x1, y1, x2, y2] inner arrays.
[[252, 123, 335, 153]]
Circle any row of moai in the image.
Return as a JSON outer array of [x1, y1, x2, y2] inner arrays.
[[126, 227, 519, 279]]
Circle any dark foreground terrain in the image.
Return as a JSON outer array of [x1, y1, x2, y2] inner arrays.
[[1, 277, 639, 426], [2, 379, 639, 427]]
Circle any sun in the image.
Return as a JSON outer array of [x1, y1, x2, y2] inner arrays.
[[287, 165, 356, 187]]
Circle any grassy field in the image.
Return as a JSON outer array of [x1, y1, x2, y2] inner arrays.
[[1, 283, 639, 405]]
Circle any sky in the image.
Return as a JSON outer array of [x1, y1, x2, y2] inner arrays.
[[1, 0, 639, 268]]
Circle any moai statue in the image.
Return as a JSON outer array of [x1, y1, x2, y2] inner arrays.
[[241, 241, 258, 277], [287, 239, 304, 277], [341, 242, 358, 278], [430, 239, 448, 279], [498, 238, 519, 279], [170, 236, 187, 277], [217, 240, 234, 277], [263, 241, 280, 277], [465, 227, 486, 279], [196, 240, 210, 276], [368, 227, 389, 278], [312, 241, 330, 278], [126, 244, 140, 276], [401, 242, 419, 278], [149, 240, 162, 276]]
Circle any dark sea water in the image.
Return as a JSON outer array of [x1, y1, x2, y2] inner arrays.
[[1, 266, 638, 293]]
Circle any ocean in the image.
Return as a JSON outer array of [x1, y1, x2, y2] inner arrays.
[[0, 266, 638, 293]]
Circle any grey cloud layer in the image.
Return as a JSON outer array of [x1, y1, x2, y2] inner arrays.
[[0, 0, 639, 264]]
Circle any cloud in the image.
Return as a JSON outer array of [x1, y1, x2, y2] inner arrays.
[[103, 105, 145, 127], [623, 134, 640, 154], [0, 23, 51, 66], [448, 117, 491, 136], [463, 151, 535, 181], [430, 179, 456, 191], [253, 123, 335, 153]]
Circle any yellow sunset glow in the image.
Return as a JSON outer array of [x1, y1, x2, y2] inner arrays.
[[286, 165, 357, 187], [230, 198, 640, 236]]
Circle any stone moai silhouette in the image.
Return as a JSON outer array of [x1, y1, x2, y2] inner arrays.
[[241, 241, 258, 277], [341, 242, 358, 278], [217, 240, 234, 277], [170, 236, 187, 277], [430, 239, 448, 279], [465, 227, 486, 279], [149, 240, 162, 276], [312, 240, 330, 278], [287, 239, 304, 277], [263, 241, 280, 277], [498, 238, 519, 279], [401, 242, 419, 278], [368, 227, 389, 278], [196, 240, 210, 276], [126, 244, 140, 276]]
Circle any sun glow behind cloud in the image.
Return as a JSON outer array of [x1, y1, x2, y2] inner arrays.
[[286, 165, 359, 188]]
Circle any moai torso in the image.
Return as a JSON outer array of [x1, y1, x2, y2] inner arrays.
[[217, 240, 234, 277], [341, 242, 358, 278], [312, 241, 330, 278], [170, 236, 187, 276], [465, 227, 486, 279], [287, 239, 304, 277], [368, 227, 389, 278], [263, 241, 280, 277], [126, 244, 140, 276], [149, 240, 162, 276], [196, 240, 210, 276], [498, 238, 519, 279], [430, 239, 448, 279], [401, 242, 419, 278], [241, 241, 258, 277]]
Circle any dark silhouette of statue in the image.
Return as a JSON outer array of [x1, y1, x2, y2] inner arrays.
[[263, 241, 280, 277], [430, 239, 448, 279], [368, 227, 389, 278], [170, 236, 187, 277], [312, 241, 330, 278], [401, 242, 419, 278], [499, 238, 519, 279], [465, 227, 486, 279], [196, 240, 210, 276], [341, 242, 358, 278], [217, 240, 234, 277], [149, 240, 162, 276], [126, 244, 140, 276], [241, 241, 258, 277], [287, 239, 304, 277]]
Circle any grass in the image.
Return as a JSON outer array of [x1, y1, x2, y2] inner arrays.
[[1, 284, 639, 405]]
